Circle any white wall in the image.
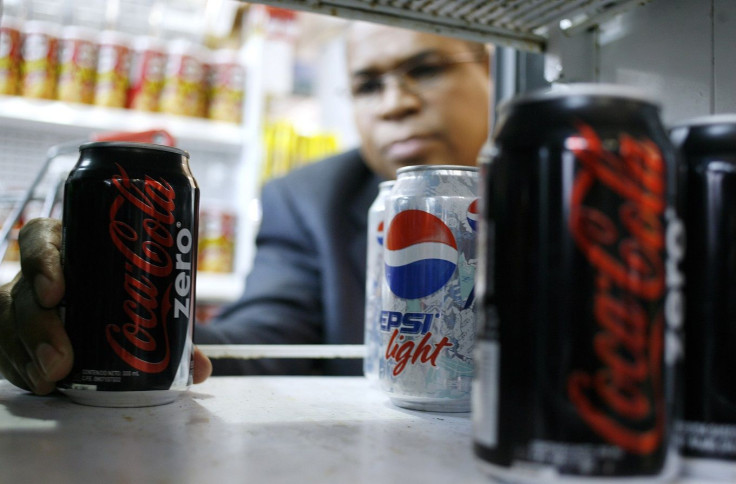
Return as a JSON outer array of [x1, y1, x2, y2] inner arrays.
[[545, 0, 735, 125]]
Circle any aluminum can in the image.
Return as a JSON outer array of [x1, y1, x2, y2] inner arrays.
[[94, 30, 132, 108], [0, 16, 22, 95], [127, 36, 166, 112], [20, 20, 59, 99], [670, 114, 736, 480], [207, 48, 245, 123], [198, 203, 237, 274], [473, 84, 683, 481], [57, 26, 98, 104], [159, 39, 207, 118], [363, 180, 395, 383], [379, 165, 478, 412], [58, 142, 199, 407]]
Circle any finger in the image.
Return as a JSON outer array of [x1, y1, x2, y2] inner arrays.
[[0, 338, 36, 393], [192, 346, 212, 384], [11, 276, 73, 392], [0, 278, 34, 392], [18, 218, 65, 309]]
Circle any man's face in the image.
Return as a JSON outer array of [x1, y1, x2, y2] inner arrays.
[[347, 24, 491, 180]]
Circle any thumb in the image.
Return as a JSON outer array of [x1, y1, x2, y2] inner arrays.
[[192, 346, 212, 384]]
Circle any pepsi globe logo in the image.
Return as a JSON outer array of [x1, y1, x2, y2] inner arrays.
[[385, 209, 458, 299], [376, 220, 385, 246], [467, 199, 479, 231]]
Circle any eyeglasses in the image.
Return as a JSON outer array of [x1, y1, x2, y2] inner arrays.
[[349, 51, 483, 107]]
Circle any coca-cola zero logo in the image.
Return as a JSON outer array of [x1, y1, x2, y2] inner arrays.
[[106, 163, 193, 374], [567, 122, 668, 455]]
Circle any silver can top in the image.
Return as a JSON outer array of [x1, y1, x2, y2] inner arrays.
[[396, 165, 479, 177]]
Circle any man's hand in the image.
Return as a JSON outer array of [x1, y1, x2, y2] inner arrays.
[[0, 218, 212, 395], [0, 218, 71, 394]]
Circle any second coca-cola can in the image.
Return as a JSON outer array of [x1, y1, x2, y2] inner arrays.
[[379, 165, 478, 412], [58, 142, 199, 407], [670, 114, 736, 480], [473, 84, 684, 481]]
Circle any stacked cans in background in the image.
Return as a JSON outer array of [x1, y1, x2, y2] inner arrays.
[[17, 20, 59, 99], [363, 180, 395, 383], [58, 142, 199, 407], [95, 30, 133, 108], [0, 16, 23, 95], [370, 165, 478, 412], [0, 16, 245, 122], [671, 115, 736, 480], [126, 36, 167, 111], [473, 85, 683, 481], [159, 39, 209, 118], [57, 26, 98, 104]]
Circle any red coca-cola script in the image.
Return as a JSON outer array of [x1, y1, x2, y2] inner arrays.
[[106, 163, 176, 373], [567, 122, 666, 455]]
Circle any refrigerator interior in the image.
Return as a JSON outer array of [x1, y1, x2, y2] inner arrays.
[[0, 0, 732, 297]]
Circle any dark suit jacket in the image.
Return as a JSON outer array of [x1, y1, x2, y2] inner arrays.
[[195, 149, 383, 375]]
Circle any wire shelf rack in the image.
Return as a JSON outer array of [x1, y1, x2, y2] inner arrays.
[[246, 0, 652, 52]]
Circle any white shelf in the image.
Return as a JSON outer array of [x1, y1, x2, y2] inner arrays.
[[0, 95, 244, 150], [0, 377, 487, 483], [196, 271, 244, 304], [0, 376, 714, 483], [0, 262, 242, 304]]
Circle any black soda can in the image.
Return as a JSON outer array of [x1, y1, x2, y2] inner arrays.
[[58, 142, 199, 407], [473, 84, 684, 481], [670, 114, 736, 480]]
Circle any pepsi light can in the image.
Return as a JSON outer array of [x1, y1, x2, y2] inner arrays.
[[379, 165, 478, 412], [364, 180, 395, 382]]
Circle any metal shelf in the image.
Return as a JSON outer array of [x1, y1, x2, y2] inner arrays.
[[246, 0, 652, 52]]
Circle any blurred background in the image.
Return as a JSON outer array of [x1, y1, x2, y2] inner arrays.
[[0, 0, 359, 324]]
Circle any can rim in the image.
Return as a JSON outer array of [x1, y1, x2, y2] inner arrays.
[[498, 83, 660, 113], [379, 180, 396, 189], [669, 113, 736, 130], [396, 165, 479, 176], [79, 141, 190, 159]]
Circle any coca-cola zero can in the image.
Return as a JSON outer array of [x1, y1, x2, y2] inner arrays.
[[380, 165, 478, 412], [364, 180, 394, 383], [58, 141, 199, 407], [670, 114, 736, 480], [473, 84, 683, 481]]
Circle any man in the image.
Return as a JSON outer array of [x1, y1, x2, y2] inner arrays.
[[0, 22, 491, 394]]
